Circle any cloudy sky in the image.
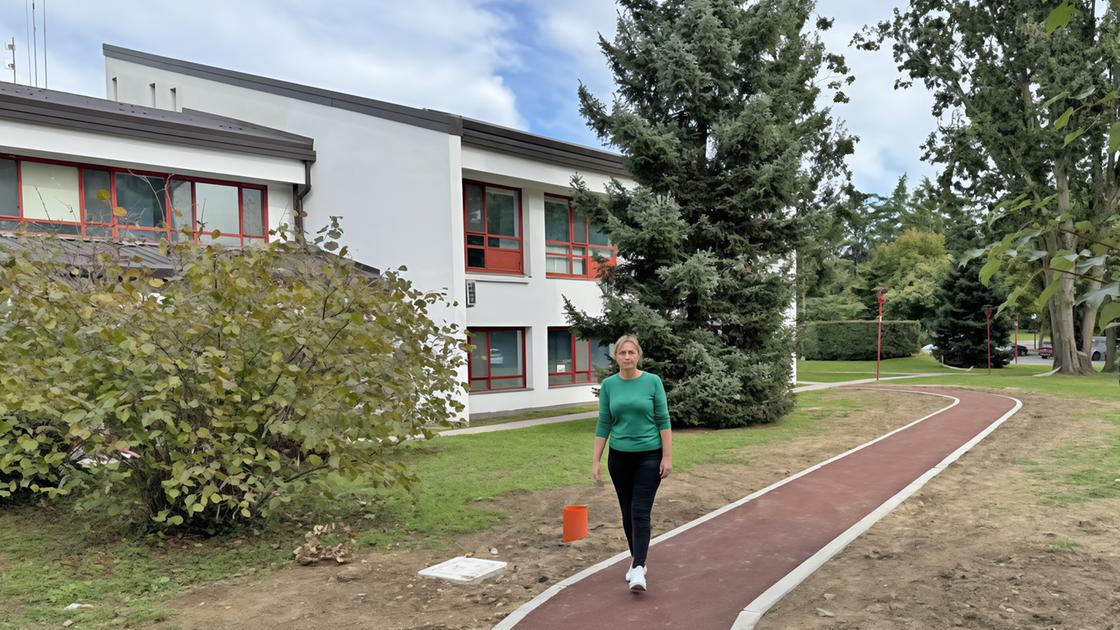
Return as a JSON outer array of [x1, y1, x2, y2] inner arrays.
[[0, 0, 935, 196]]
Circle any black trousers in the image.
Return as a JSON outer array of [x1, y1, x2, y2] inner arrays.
[[607, 447, 662, 567]]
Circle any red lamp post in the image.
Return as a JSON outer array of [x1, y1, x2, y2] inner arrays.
[[876, 287, 886, 381], [1012, 313, 1019, 366], [983, 305, 993, 375]]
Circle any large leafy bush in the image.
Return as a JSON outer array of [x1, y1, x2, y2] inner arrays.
[[0, 222, 466, 531], [801, 320, 921, 360]]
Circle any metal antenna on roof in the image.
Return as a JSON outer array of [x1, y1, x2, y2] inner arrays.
[[42, 0, 46, 88], [5, 39, 15, 84], [24, 0, 32, 85], [31, 0, 38, 87]]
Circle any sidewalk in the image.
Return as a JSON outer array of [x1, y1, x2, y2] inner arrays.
[[494, 386, 1021, 630]]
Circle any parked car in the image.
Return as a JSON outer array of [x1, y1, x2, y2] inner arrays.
[[1091, 336, 1106, 361], [1038, 341, 1053, 359], [1014, 344, 1029, 357]]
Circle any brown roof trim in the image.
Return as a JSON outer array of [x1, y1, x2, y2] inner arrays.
[[0, 83, 316, 162], [103, 44, 628, 178]]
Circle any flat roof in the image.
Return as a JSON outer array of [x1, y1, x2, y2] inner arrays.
[[0, 82, 316, 162], [103, 44, 627, 178]]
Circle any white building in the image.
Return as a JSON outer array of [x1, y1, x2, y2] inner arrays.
[[1, 44, 635, 417]]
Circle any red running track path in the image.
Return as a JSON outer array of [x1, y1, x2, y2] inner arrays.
[[494, 387, 1021, 630]]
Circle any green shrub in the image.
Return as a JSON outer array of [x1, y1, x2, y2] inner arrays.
[[800, 320, 921, 360], [0, 220, 466, 532]]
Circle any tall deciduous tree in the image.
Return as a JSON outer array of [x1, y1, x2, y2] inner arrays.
[[859, 1, 1119, 375], [566, 0, 855, 427]]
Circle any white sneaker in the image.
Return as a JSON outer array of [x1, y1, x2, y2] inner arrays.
[[624, 562, 647, 582], [628, 565, 647, 592]]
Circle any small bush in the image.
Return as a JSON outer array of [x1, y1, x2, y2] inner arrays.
[[0, 220, 466, 532], [800, 320, 921, 360]]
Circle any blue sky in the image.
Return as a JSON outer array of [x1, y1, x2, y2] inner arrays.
[[0, 0, 936, 196]]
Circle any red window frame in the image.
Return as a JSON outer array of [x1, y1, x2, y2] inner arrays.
[[547, 327, 603, 387], [0, 153, 268, 245], [463, 180, 524, 275], [467, 327, 527, 392], [544, 194, 616, 279]]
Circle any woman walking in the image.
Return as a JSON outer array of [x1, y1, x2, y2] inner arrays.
[[592, 335, 672, 593]]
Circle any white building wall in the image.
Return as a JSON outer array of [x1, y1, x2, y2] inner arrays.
[[105, 58, 635, 417], [106, 58, 460, 304]]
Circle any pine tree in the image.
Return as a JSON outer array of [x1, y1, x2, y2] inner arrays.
[[565, 0, 854, 427], [931, 224, 1012, 369]]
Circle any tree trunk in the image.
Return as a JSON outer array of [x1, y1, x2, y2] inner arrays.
[[1049, 163, 1094, 375], [1104, 321, 1117, 373], [1080, 272, 1104, 367]]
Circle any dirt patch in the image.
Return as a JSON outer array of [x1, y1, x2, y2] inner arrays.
[[758, 391, 1120, 629], [147, 388, 1120, 630], [164, 389, 941, 629]]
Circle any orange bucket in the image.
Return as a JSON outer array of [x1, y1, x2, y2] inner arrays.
[[562, 504, 589, 543]]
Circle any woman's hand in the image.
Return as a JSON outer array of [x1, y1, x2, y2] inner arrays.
[[659, 458, 672, 479], [592, 460, 602, 484]]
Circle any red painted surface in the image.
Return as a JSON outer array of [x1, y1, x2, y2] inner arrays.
[[505, 387, 1017, 629]]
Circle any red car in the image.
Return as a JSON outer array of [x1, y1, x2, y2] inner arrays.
[[1038, 341, 1053, 359]]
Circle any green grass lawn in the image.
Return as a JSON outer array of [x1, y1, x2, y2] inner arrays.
[[463, 402, 598, 428], [0, 389, 872, 629]]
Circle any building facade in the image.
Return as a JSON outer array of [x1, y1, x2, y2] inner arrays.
[[93, 45, 631, 416]]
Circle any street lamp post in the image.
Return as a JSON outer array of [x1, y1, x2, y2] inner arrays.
[[983, 305, 993, 375], [1012, 313, 1019, 366], [877, 287, 886, 381]]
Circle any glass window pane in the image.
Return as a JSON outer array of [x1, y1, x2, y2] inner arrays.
[[170, 180, 193, 235], [589, 222, 611, 246], [469, 334, 489, 378], [118, 228, 162, 241], [549, 374, 574, 387], [83, 170, 113, 224], [572, 258, 585, 275], [592, 340, 612, 371], [242, 188, 265, 236], [465, 184, 484, 232], [115, 173, 167, 228], [194, 182, 240, 234], [203, 234, 242, 246], [85, 226, 113, 238], [490, 377, 524, 390], [591, 246, 615, 260], [488, 330, 522, 377], [575, 338, 591, 371], [572, 209, 588, 244], [546, 256, 569, 274], [548, 329, 573, 373], [469, 378, 489, 392], [467, 234, 484, 246], [21, 162, 80, 222], [487, 237, 519, 250], [545, 199, 570, 241], [467, 248, 485, 268], [0, 159, 17, 217], [575, 372, 592, 383], [486, 188, 519, 237], [24, 221, 80, 235], [546, 244, 569, 255]]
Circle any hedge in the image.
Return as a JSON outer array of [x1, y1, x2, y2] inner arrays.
[[800, 320, 921, 360]]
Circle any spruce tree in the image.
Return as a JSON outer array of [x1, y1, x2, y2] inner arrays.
[[566, 0, 854, 427], [931, 223, 1012, 369]]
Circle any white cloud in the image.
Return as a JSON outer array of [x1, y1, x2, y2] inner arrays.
[[0, 0, 526, 127]]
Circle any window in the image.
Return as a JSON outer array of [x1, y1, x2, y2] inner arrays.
[[464, 181, 523, 274], [0, 155, 267, 245], [468, 328, 526, 391], [544, 195, 615, 279], [548, 328, 611, 386]]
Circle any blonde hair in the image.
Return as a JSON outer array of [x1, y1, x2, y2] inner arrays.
[[613, 335, 643, 360]]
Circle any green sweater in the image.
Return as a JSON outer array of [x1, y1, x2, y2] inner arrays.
[[595, 372, 671, 452]]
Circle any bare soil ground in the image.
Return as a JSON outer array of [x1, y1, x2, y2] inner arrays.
[[759, 392, 1120, 630], [163, 389, 1120, 630]]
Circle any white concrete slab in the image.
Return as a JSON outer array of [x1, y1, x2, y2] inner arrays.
[[418, 556, 507, 584]]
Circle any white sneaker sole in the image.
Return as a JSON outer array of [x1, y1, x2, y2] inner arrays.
[[629, 581, 646, 593]]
